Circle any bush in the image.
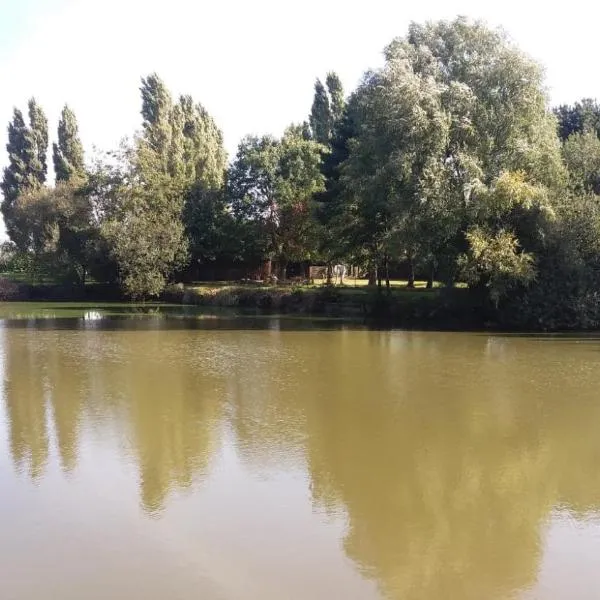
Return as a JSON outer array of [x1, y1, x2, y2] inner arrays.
[[0, 278, 24, 301]]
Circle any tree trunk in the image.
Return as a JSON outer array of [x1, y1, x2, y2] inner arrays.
[[326, 262, 333, 285], [385, 258, 390, 291], [377, 266, 382, 291], [279, 261, 288, 281], [426, 264, 434, 289], [407, 257, 415, 288], [263, 259, 272, 280], [368, 266, 377, 287]]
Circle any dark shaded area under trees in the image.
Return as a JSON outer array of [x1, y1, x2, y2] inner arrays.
[[3, 17, 600, 330]]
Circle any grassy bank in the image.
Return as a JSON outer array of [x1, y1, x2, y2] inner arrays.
[[0, 276, 488, 329], [161, 282, 486, 329]]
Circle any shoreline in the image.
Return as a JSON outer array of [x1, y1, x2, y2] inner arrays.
[[1, 281, 492, 330], [4, 281, 595, 332]]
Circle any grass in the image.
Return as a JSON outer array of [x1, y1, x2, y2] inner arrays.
[[171, 280, 449, 311], [187, 279, 444, 291], [311, 278, 443, 289], [0, 271, 59, 284]]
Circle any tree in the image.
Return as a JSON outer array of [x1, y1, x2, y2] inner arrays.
[[178, 95, 229, 270], [554, 99, 600, 141], [310, 79, 332, 144], [228, 128, 325, 279], [98, 74, 228, 297], [136, 75, 230, 278], [562, 132, 600, 195], [103, 180, 188, 298], [139, 73, 175, 165], [326, 72, 345, 125], [178, 95, 227, 189], [2, 110, 32, 241], [184, 187, 228, 265], [501, 192, 600, 329], [309, 73, 345, 146], [101, 74, 189, 298], [459, 226, 536, 307], [1, 101, 49, 245], [53, 105, 86, 182], [27, 98, 48, 186], [307, 72, 349, 281], [340, 17, 564, 291], [340, 65, 451, 285], [12, 181, 98, 285]]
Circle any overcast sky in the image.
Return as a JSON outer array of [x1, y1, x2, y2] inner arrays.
[[0, 0, 597, 166]]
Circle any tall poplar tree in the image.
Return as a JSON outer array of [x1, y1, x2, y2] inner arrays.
[[310, 79, 332, 144], [53, 105, 85, 182], [1, 110, 31, 217], [27, 98, 48, 186], [326, 72, 345, 125], [1, 100, 48, 244]]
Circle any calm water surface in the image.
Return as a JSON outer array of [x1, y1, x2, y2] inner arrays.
[[1, 304, 599, 600]]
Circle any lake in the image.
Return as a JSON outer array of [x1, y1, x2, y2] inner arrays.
[[0, 304, 599, 600]]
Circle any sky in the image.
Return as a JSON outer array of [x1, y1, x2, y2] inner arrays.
[[0, 0, 598, 174]]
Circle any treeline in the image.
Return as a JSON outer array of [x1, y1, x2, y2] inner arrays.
[[4, 17, 600, 328]]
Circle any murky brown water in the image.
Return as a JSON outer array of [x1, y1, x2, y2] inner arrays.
[[1, 305, 600, 600]]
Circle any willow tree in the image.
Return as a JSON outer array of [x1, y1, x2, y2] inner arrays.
[[341, 17, 564, 295]]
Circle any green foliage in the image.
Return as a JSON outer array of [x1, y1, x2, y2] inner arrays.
[[562, 132, 600, 195], [500, 193, 600, 329], [310, 79, 332, 144], [53, 105, 86, 182], [459, 226, 535, 307], [27, 99, 49, 186], [228, 128, 326, 276], [100, 75, 188, 298], [139, 73, 175, 163], [2, 109, 32, 238], [315, 93, 357, 264], [554, 99, 600, 141], [11, 181, 98, 284], [309, 73, 346, 147], [326, 72, 345, 125], [184, 186, 238, 264], [102, 182, 188, 299], [1, 101, 49, 245], [178, 95, 227, 189], [96, 74, 227, 298], [340, 17, 564, 290], [4, 21, 600, 328]]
